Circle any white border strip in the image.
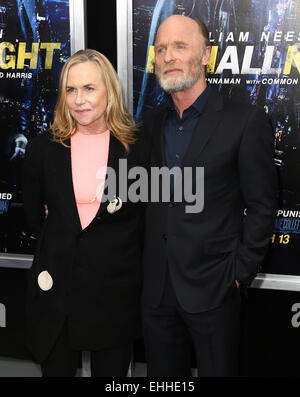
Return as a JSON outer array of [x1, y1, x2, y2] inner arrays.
[[117, 0, 133, 114], [250, 273, 300, 292], [0, 253, 33, 269], [69, 0, 87, 54], [1, 251, 300, 292]]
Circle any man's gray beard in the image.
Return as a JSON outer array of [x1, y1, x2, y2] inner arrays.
[[156, 66, 202, 94]]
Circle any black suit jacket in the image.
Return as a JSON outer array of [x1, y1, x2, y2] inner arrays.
[[22, 131, 144, 363], [141, 89, 278, 313]]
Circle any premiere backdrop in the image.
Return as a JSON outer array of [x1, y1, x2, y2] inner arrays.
[[0, 0, 70, 255], [132, 0, 300, 276]]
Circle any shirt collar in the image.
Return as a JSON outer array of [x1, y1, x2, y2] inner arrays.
[[192, 84, 212, 114], [166, 84, 212, 115]]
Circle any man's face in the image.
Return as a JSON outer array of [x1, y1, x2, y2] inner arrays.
[[154, 17, 210, 93]]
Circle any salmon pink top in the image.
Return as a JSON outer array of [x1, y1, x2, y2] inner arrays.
[[71, 130, 110, 229]]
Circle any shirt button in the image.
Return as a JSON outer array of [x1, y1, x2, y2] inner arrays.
[[169, 203, 174, 208]]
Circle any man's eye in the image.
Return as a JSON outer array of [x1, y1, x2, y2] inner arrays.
[[156, 48, 165, 54], [176, 45, 185, 49]]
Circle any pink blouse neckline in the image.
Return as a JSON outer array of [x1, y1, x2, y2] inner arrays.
[[74, 129, 110, 137]]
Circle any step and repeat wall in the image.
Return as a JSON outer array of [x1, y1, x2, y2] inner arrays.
[[118, 0, 300, 375]]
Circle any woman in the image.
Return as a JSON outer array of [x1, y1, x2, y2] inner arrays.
[[22, 49, 144, 377]]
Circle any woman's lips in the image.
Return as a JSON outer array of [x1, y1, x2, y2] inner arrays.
[[75, 109, 90, 114]]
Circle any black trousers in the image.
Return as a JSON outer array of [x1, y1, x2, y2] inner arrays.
[[142, 269, 241, 377], [40, 321, 132, 377]]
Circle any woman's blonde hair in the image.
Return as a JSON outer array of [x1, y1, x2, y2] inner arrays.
[[51, 49, 137, 153]]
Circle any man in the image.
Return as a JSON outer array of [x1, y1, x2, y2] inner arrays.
[[141, 15, 278, 377]]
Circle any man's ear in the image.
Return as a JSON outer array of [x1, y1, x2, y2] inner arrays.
[[202, 46, 211, 66]]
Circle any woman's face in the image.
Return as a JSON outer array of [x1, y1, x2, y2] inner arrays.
[[65, 61, 108, 133]]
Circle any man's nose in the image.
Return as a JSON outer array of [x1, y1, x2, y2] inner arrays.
[[164, 47, 175, 63]]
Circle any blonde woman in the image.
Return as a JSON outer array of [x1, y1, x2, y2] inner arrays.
[[22, 49, 144, 377]]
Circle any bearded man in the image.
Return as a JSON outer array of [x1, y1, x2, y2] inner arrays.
[[140, 15, 278, 377]]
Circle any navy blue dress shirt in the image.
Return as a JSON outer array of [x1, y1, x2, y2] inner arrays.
[[164, 84, 212, 170]]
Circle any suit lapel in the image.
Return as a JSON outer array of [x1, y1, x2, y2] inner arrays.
[[53, 137, 82, 233], [181, 89, 223, 167], [153, 90, 224, 169], [94, 133, 125, 218]]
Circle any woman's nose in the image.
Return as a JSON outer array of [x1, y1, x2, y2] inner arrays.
[[75, 90, 85, 105]]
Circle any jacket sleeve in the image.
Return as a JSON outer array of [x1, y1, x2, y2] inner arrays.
[[22, 137, 45, 238], [236, 106, 279, 285]]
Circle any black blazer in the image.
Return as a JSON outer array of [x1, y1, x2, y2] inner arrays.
[[141, 89, 278, 313], [22, 131, 144, 363]]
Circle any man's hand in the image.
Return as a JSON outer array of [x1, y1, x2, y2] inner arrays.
[[235, 280, 240, 288]]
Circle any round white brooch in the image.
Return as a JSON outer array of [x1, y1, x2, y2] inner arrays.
[[37, 270, 53, 291]]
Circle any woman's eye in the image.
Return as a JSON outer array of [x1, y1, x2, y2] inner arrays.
[[86, 86, 94, 91], [66, 87, 74, 93]]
